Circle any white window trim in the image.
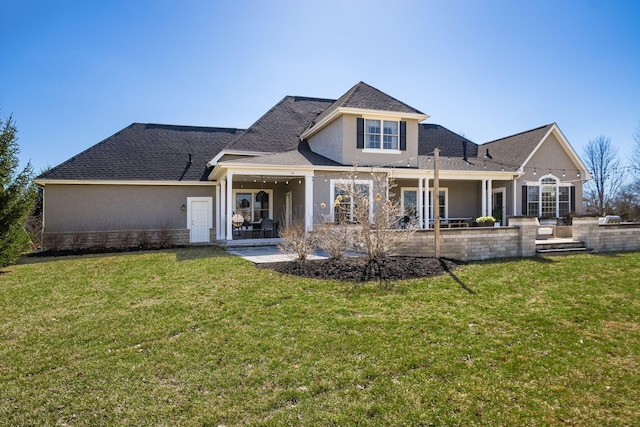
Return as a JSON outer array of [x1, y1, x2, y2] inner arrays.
[[232, 189, 274, 222], [525, 174, 573, 217], [401, 187, 419, 218], [330, 179, 373, 222], [362, 117, 401, 153]]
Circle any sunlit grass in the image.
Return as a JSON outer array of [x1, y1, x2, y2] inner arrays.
[[1, 248, 638, 425]]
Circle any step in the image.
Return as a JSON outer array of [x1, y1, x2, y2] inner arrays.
[[536, 247, 591, 255], [535, 238, 589, 255]]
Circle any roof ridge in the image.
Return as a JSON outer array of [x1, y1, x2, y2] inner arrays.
[[357, 81, 426, 115], [339, 82, 362, 107], [482, 123, 554, 145], [142, 123, 245, 133], [224, 96, 292, 148]]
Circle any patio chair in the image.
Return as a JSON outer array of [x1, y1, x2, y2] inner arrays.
[[231, 213, 244, 237], [259, 218, 275, 238], [399, 216, 411, 229]]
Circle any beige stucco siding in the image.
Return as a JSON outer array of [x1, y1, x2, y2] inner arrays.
[[517, 132, 585, 215], [443, 180, 480, 218], [308, 115, 420, 168], [307, 118, 345, 164], [521, 133, 581, 182], [342, 115, 419, 167], [43, 184, 215, 232]]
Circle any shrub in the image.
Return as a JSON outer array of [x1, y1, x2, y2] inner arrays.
[[314, 223, 351, 260], [277, 220, 315, 262]]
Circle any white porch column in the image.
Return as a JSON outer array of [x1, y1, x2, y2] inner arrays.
[[487, 179, 493, 216], [225, 171, 233, 240], [215, 184, 221, 240], [513, 178, 518, 217], [418, 177, 424, 229], [304, 173, 314, 231], [425, 178, 431, 228], [220, 179, 226, 240], [481, 179, 487, 217]]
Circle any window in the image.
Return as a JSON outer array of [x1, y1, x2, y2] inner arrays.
[[559, 187, 570, 216], [541, 177, 557, 217], [233, 189, 273, 222], [525, 175, 573, 217], [330, 179, 372, 223], [527, 186, 540, 216], [365, 119, 399, 151], [428, 188, 448, 219], [401, 188, 418, 218]]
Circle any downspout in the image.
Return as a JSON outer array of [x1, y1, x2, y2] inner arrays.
[[38, 183, 45, 250]]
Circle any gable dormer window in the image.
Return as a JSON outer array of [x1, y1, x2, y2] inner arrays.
[[357, 118, 406, 152], [365, 119, 399, 150]]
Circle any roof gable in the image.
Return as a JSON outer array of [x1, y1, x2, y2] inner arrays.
[[480, 123, 590, 176], [480, 124, 554, 168], [302, 82, 428, 139], [37, 123, 243, 182]]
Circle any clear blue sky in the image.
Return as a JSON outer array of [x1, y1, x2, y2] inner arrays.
[[2, 0, 639, 174]]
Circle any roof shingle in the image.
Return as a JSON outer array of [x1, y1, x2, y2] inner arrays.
[[309, 81, 425, 130], [38, 123, 244, 181], [224, 96, 334, 153], [480, 124, 554, 169]]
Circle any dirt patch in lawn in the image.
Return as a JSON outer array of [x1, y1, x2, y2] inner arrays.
[[258, 256, 462, 282]]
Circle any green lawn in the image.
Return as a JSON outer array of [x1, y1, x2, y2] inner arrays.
[[1, 247, 638, 426]]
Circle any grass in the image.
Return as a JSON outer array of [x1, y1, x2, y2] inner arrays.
[[0, 247, 638, 426]]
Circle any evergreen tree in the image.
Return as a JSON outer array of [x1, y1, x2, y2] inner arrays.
[[0, 114, 36, 267]]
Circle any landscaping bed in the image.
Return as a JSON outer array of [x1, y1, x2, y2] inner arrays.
[[258, 256, 461, 282]]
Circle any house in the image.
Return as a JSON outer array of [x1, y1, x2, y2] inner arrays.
[[35, 82, 591, 250]]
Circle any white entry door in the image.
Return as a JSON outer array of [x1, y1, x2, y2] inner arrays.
[[189, 199, 210, 243]]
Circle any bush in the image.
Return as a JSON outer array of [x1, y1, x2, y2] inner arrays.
[[314, 223, 351, 260], [277, 221, 315, 262]]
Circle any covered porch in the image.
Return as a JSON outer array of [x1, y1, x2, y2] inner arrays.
[[213, 168, 314, 241], [390, 169, 521, 229]]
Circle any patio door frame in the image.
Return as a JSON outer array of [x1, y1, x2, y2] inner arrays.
[[492, 187, 506, 225]]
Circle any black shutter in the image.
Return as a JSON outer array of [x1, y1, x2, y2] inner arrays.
[[570, 186, 576, 213], [356, 118, 364, 149], [400, 121, 407, 151], [521, 185, 528, 215]]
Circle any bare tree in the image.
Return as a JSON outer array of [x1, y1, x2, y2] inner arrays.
[[583, 136, 624, 216], [631, 122, 640, 178], [335, 167, 415, 282]]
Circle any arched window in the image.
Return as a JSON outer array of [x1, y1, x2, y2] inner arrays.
[[540, 176, 558, 218], [525, 175, 572, 218]]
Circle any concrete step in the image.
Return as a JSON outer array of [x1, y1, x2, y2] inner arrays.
[[536, 239, 590, 255]]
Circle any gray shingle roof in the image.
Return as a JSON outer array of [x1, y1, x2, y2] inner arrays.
[[308, 82, 425, 131], [221, 141, 342, 167], [480, 124, 554, 169], [418, 124, 478, 158], [224, 96, 334, 153], [38, 123, 244, 181]]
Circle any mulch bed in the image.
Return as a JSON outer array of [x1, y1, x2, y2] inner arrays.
[[258, 256, 462, 282]]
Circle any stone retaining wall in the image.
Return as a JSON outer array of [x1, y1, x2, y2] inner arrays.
[[573, 216, 640, 252], [41, 228, 210, 251]]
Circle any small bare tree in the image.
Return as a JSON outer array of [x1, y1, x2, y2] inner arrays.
[[583, 136, 624, 215], [336, 167, 415, 282], [631, 122, 640, 179]]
